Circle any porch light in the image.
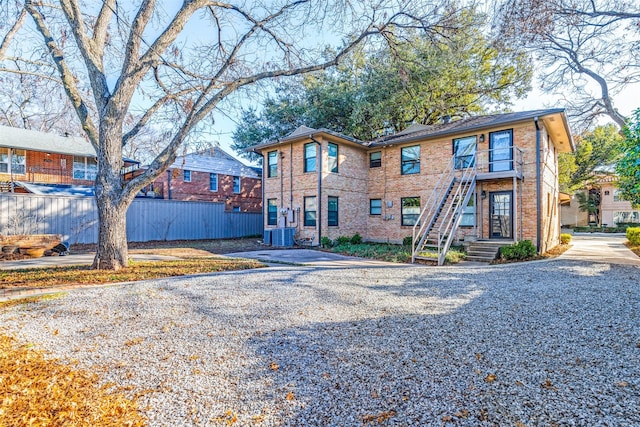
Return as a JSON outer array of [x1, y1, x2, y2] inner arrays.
[[479, 134, 485, 143], [481, 190, 487, 199]]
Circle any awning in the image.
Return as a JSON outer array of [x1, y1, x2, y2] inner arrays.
[[559, 192, 572, 205]]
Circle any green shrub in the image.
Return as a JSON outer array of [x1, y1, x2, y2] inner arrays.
[[560, 233, 572, 245], [335, 236, 351, 246], [350, 233, 362, 244], [402, 236, 413, 247], [500, 240, 537, 260], [320, 236, 333, 248], [627, 227, 640, 245], [573, 226, 590, 232]]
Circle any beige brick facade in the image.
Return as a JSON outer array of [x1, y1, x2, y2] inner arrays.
[[256, 111, 573, 252]]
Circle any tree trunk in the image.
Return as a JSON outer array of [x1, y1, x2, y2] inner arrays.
[[93, 193, 128, 270]]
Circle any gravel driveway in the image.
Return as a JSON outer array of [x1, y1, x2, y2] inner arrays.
[[2, 259, 639, 426]]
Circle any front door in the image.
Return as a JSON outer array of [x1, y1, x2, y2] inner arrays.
[[490, 191, 512, 239]]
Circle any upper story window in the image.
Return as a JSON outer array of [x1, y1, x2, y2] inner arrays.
[[370, 151, 382, 168], [210, 173, 218, 191], [233, 176, 241, 193], [267, 151, 278, 178], [304, 143, 316, 173], [453, 136, 476, 169], [401, 145, 420, 175], [614, 190, 623, 202], [489, 129, 513, 172], [183, 169, 191, 182], [327, 143, 338, 173], [73, 156, 97, 180]]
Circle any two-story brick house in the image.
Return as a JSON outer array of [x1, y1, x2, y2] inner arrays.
[[151, 146, 262, 212], [0, 125, 138, 195], [251, 109, 574, 263]]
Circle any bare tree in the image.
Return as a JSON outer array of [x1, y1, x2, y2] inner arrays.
[[1, 0, 461, 269], [496, 0, 640, 129]]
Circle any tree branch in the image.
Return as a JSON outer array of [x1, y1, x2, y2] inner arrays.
[[25, 0, 99, 147]]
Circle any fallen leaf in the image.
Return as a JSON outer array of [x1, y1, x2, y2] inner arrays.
[[285, 391, 295, 401], [454, 409, 469, 418], [475, 353, 483, 360], [442, 415, 453, 422], [617, 381, 628, 387], [485, 373, 497, 383], [269, 362, 279, 371]]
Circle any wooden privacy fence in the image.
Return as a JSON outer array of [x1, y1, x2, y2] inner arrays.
[[0, 193, 263, 244]]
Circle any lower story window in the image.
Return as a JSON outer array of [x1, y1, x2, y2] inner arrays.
[[304, 196, 316, 226], [73, 156, 97, 180], [459, 198, 475, 227], [401, 197, 420, 226], [370, 199, 382, 215], [267, 199, 278, 226], [328, 196, 338, 226], [614, 211, 640, 224]]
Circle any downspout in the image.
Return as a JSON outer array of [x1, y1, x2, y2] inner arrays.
[[166, 169, 172, 200], [310, 136, 322, 245], [290, 143, 293, 215], [534, 117, 541, 253]]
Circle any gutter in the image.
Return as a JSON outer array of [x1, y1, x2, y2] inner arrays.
[[534, 117, 541, 253]]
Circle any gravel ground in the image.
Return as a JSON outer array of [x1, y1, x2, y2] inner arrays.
[[1, 259, 639, 426]]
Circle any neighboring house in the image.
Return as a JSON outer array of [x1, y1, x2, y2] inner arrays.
[[560, 169, 640, 227], [560, 190, 590, 227], [250, 109, 574, 263], [0, 125, 139, 195], [152, 146, 262, 212]]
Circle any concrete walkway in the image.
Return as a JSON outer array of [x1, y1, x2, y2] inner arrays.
[[224, 249, 410, 268], [559, 234, 640, 265]]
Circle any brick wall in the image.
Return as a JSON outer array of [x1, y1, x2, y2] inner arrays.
[[154, 169, 262, 212], [260, 119, 566, 250]]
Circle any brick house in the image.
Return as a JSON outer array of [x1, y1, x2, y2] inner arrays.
[[151, 146, 262, 212], [250, 109, 574, 263], [0, 125, 138, 195]]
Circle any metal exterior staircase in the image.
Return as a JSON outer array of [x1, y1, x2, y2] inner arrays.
[[411, 157, 476, 265]]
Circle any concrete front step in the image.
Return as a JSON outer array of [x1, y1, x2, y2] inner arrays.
[[465, 240, 514, 263]]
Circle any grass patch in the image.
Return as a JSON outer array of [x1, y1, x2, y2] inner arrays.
[[0, 293, 67, 309], [0, 257, 264, 290], [625, 241, 640, 258], [0, 334, 146, 426], [326, 242, 466, 264], [327, 242, 412, 263]]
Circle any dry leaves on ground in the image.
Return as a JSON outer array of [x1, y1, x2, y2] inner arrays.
[[0, 257, 263, 289], [0, 334, 146, 426]]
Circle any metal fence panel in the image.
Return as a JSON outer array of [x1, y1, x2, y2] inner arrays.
[[0, 194, 262, 244]]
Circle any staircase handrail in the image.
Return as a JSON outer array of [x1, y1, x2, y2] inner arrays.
[[411, 156, 456, 261], [435, 169, 476, 265]]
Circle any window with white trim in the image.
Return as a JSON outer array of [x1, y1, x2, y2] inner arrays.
[[183, 170, 191, 182], [210, 173, 218, 191], [233, 176, 241, 193], [0, 148, 8, 173], [73, 156, 97, 180]]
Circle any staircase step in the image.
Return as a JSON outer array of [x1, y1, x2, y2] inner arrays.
[[465, 255, 495, 262]]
